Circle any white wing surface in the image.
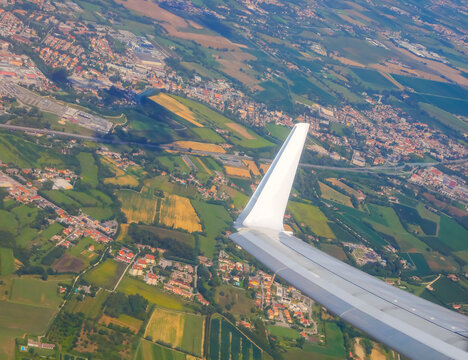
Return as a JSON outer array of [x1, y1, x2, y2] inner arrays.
[[230, 123, 468, 360]]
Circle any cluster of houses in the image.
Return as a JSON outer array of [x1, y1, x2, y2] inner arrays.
[[217, 250, 316, 332], [121, 245, 198, 301]]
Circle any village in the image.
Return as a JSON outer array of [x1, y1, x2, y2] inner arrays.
[[0, 164, 115, 247]]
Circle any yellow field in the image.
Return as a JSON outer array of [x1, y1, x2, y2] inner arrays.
[[226, 122, 255, 139], [160, 194, 202, 233], [225, 166, 251, 178], [100, 314, 142, 333], [102, 156, 139, 186], [149, 93, 203, 127], [118, 190, 158, 224], [145, 309, 185, 346], [242, 159, 260, 176], [172, 141, 226, 154], [105, 174, 139, 186], [260, 163, 270, 174], [325, 178, 359, 197]]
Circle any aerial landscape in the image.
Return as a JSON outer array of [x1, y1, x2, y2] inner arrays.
[[0, 0, 467, 359]]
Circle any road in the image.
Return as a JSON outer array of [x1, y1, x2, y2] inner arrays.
[[1, 123, 466, 173]]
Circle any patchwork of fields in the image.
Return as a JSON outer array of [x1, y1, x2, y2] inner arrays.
[[209, 316, 263, 360], [0, 275, 70, 359]]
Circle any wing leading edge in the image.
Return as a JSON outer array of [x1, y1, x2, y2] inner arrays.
[[230, 123, 468, 360]]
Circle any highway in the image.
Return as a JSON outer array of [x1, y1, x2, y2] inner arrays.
[[0, 123, 466, 173]]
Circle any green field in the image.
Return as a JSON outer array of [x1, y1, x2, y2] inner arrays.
[[9, 277, 63, 308], [84, 259, 126, 290], [288, 202, 335, 239], [0, 133, 65, 168], [438, 215, 468, 251], [0, 301, 57, 359], [157, 155, 191, 174], [285, 322, 346, 360], [365, 204, 427, 252], [0, 276, 69, 358], [38, 223, 64, 243], [402, 253, 432, 276], [118, 276, 188, 311], [0, 209, 19, 234], [419, 102, 468, 132], [15, 227, 37, 247], [138, 225, 195, 248], [392, 75, 468, 99], [319, 243, 348, 261], [319, 182, 353, 207], [323, 35, 390, 64], [66, 289, 109, 319], [265, 123, 290, 141], [422, 276, 468, 305], [204, 157, 223, 172], [413, 93, 468, 117], [136, 339, 187, 360], [193, 127, 225, 143], [11, 205, 39, 227], [351, 68, 396, 90], [43, 188, 113, 221], [254, 80, 294, 112], [192, 200, 232, 256], [0, 248, 15, 275], [78, 152, 99, 187], [267, 325, 301, 339]]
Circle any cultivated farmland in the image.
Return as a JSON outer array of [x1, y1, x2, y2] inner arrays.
[[242, 159, 261, 176], [145, 308, 205, 357], [319, 182, 353, 207], [159, 194, 202, 233], [226, 123, 255, 139], [118, 276, 188, 311], [136, 339, 187, 360], [288, 202, 336, 239], [84, 259, 126, 290], [172, 141, 226, 154], [118, 189, 158, 224], [192, 200, 232, 257], [150, 93, 203, 127], [209, 316, 263, 360], [9, 276, 63, 308], [0, 248, 15, 275], [225, 166, 251, 178]]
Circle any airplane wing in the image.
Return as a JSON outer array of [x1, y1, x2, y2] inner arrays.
[[230, 123, 468, 360]]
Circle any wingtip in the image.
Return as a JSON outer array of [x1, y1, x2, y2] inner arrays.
[[236, 122, 309, 232]]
